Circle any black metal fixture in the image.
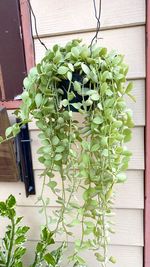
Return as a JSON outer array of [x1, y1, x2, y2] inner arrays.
[[15, 122, 36, 197]]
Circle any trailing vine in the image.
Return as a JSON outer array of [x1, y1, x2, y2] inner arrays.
[[0, 39, 134, 266]]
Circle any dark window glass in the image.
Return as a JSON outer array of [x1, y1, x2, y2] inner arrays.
[[0, 0, 26, 101]]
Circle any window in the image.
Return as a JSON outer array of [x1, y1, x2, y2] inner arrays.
[[0, 0, 26, 101]]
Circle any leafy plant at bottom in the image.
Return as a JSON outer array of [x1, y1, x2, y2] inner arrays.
[[0, 194, 29, 267], [30, 227, 65, 267], [0, 195, 65, 267]]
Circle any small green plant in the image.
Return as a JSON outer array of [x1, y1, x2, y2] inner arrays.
[[0, 195, 65, 267], [0, 39, 134, 266], [0, 195, 29, 267], [31, 227, 65, 267]]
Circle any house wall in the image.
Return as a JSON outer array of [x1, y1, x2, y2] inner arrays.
[[0, 1, 146, 267]]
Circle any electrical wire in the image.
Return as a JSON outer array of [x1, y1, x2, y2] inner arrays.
[[90, 0, 102, 51], [27, 0, 48, 50]]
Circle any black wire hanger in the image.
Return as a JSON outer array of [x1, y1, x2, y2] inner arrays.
[[90, 0, 102, 53]]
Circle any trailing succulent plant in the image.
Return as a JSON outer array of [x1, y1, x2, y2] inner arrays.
[[0, 195, 65, 267], [0, 39, 134, 266]]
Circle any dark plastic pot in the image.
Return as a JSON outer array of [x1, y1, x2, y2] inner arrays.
[[59, 72, 89, 111]]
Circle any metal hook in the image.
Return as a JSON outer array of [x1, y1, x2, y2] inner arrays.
[[90, 0, 102, 55], [26, 0, 48, 51]]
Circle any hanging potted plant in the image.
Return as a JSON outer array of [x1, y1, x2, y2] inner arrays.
[[0, 39, 134, 267]]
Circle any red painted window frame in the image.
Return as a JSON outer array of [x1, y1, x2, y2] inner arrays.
[[0, 0, 35, 110]]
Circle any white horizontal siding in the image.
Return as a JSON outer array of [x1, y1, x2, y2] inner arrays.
[[30, 0, 145, 36], [0, 170, 144, 209], [23, 242, 143, 267], [0, 207, 143, 246]]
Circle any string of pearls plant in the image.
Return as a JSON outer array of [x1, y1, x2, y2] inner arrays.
[[0, 39, 134, 267]]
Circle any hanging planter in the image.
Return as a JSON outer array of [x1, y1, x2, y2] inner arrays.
[[0, 39, 134, 267], [59, 71, 89, 111]]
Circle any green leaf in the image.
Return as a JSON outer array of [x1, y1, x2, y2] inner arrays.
[[122, 149, 132, 156], [123, 128, 132, 142], [101, 82, 108, 94], [113, 120, 122, 128], [23, 78, 30, 90], [91, 143, 100, 152], [21, 90, 29, 101], [44, 253, 56, 266], [58, 66, 69, 75], [55, 146, 65, 153], [61, 99, 69, 107], [74, 81, 81, 92], [71, 102, 82, 109], [101, 137, 108, 147], [29, 67, 38, 77], [109, 256, 117, 264], [16, 226, 30, 235], [68, 63, 74, 71], [81, 63, 90, 75], [54, 154, 62, 161], [116, 173, 127, 183], [14, 247, 26, 258], [69, 202, 80, 209], [95, 253, 105, 262], [102, 149, 109, 157], [15, 235, 26, 245], [82, 153, 90, 165], [36, 121, 45, 130], [126, 82, 133, 94], [47, 181, 57, 190], [127, 93, 136, 102], [16, 217, 23, 225], [67, 71, 72, 81], [102, 71, 112, 81], [0, 136, 3, 143], [97, 103, 103, 110], [5, 127, 12, 138], [43, 146, 51, 153], [93, 117, 103, 124], [85, 99, 93, 106], [36, 242, 43, 253], [35, 93, 43, 108], [106, 89, 113, 96], [69, 218, 80, 227], [0, 202, 6, 213], [53, 50, 62, 64], [75, 255, 86, 264], [71, 47, 79, 58], [90, 93, 100, 101], [52, 136, 59, 146], [6, 195, 16, 208], [81, 141, 90, 150], [12, 124, 20, 136], [84, 221, 95, 228]]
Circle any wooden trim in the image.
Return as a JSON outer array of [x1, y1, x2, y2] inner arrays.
[[0, 64, 6, 100], [145, 1, 150, 266], [0, 0, 35, 110], [0, 100, 22, 110], [19, 0, 35, 72], [0, 107, 19, 181]]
